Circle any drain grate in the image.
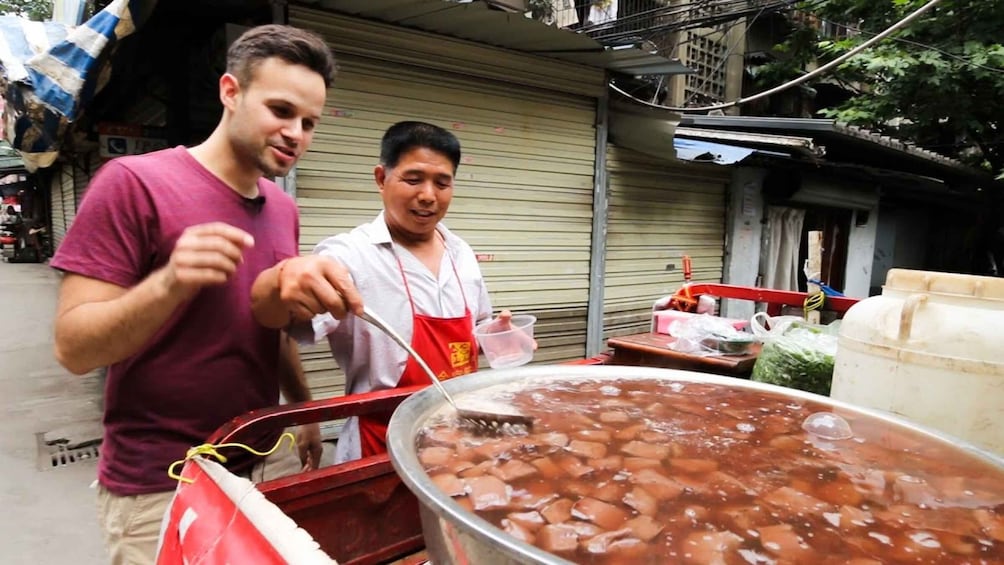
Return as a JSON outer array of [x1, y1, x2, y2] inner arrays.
[[36, 433, 101, 470]]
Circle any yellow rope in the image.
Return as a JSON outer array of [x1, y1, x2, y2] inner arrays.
[[167, 432, 296, 484], [804, 290, 825, 319]]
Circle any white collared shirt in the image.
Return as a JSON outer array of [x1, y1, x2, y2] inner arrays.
[[292, 212, 492, 462]]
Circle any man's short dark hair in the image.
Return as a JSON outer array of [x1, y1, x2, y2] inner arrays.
[[227, 24, 337, 89], [380, 121, 462, 172]]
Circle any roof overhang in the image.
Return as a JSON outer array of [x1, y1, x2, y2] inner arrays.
[[675, 127, 820, 159], [609, 103, 680, 161], [608, 103, 794, 166], [678, 115, 992, 188], [674, 138, 758, 165], [292, 0, 692, 76]]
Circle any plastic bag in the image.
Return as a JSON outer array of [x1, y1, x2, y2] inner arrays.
[[668, 315, 755, 357], [749, 312, 839, 396]]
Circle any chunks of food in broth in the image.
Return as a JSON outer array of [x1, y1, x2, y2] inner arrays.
[[416, 379, 1004, 564]]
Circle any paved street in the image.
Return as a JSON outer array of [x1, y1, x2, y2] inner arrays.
[[0, 262, 106, 564]]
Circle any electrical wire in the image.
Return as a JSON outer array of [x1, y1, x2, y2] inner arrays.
[[829, 21, 1004, 75], [578, 0, 751, 32], [608, 0, 945, 113], [658, 15, 753, 60], [681, 6, 768, 106], [582, 0, 798, 40]]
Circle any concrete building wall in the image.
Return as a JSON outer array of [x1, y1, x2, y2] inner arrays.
[[871, 206, 931, 293], [722, 167, 766, 320], [845, 207, 880, 298]]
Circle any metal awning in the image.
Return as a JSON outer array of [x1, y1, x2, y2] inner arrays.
[[0, 141, 25, 172], [674, 138, 763, 165], [678, 115, 990, 185], [608, 99, 793, 165], [294, 0, 692, 76], [674, 126, 821, 158]]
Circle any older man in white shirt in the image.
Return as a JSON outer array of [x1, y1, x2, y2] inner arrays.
[[252, 121, 509, 462]]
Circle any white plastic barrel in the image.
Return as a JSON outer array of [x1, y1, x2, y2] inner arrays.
[[831, 268, 1004, 455]]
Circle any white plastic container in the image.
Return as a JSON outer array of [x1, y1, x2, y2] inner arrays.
[[473, 314, 536, 369], [831, 268, 1004, 455]]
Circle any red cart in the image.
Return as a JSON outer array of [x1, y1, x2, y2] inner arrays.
[[196, 284, 860, 563]]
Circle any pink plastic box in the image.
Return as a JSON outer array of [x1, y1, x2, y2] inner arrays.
[[653, 310, 749, 335]]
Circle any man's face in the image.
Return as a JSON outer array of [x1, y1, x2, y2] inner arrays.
[[377, 147, 455, 242], [224, 57, 326, 177]]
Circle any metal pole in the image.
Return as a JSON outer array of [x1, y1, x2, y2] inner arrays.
[[585, 89, 610, 357]]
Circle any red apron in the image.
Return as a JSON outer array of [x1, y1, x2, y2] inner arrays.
[[358, 244, 478, 457]]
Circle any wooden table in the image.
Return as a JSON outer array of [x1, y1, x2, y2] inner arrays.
[[606, 332, 760, 377]]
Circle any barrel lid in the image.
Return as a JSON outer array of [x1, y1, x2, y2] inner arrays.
[[885, 268, 1004, 300]]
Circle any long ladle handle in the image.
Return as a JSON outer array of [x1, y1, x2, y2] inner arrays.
[[359, 305, 459, 409]]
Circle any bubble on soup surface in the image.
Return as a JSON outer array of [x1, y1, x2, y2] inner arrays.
[[599, 385, 621, 396], [801, 412, 853, 440], [909, 531, 941, 549]]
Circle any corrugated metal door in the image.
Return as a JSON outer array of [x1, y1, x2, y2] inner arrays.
[[49, 165, 70, 249], [291, 7, 603, 398], [62, 166, 77, 230], [603, 145, 729, 338], [73, 152, 100, 209]]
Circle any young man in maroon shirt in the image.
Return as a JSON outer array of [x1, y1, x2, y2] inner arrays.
[[50, 25, 348, 564]]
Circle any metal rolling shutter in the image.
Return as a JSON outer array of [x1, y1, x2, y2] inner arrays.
[[49, 165, 71, 249], [61, 166, 77, 234], [73, 152, 99, 208], [603, 145, 729, 339], [291, 7, 603, 398]]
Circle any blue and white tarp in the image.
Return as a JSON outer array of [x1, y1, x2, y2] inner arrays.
[[0, 0, 157, 170]]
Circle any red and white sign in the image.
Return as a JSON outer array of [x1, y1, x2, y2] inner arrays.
[[157, 457, 334, 565]]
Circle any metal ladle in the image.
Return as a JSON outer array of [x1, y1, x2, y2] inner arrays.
[[360, 305, 534, 433]]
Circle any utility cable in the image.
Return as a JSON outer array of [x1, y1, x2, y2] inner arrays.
[[831, 21, 1004, 75], [585, 0, 799, 42], [681, 6, 768, 106], [609, 0, 944, 113]]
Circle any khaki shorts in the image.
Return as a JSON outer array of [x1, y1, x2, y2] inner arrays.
[[96, 445, 303, 565]]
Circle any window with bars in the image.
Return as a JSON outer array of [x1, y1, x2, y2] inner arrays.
[[688, 0, 725, 19], [684, 34, 728, 102]]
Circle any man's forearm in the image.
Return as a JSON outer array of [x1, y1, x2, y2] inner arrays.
[[54, 269, 190, 375], [277, 333, 312, 403], [251, 262, 292, 329]]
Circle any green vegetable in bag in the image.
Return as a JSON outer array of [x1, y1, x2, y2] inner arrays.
[[750, 320, 838, 396]]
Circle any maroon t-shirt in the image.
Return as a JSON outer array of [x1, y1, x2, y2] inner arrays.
[[51, 147, 299, 495]]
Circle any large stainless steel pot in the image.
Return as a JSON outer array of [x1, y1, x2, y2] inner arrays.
[[386, 365, 1004, 565]]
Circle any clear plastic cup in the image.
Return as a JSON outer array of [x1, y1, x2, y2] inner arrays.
[[474, 314, 536, 369]]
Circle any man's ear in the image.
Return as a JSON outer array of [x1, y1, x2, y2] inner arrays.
[[219, 73, 241, 110], [374, 164, 387, 193]]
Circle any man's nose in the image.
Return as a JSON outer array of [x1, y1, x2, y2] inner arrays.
[[281, 120, 303, 145], [416, 180, 435, 201]]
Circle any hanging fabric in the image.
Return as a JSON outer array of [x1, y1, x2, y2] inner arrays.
[[763, 206, 806, 291]]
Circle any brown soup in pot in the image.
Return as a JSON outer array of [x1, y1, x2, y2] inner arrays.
[[416, 379, 1004, 564]]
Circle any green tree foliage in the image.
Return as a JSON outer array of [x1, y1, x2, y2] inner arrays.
[[760, 0, 1004, 178], [0, 0, 52, 21]]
